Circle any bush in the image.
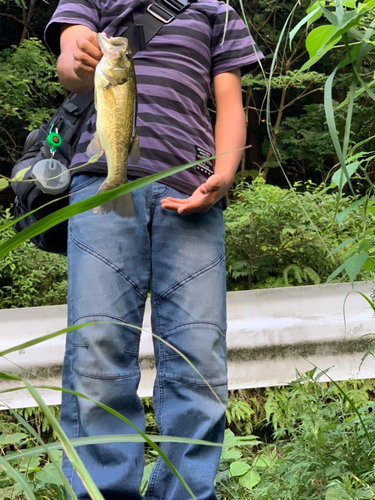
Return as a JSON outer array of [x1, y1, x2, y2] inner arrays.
[[217, 373, 375, 500], [225, 179, 373, 290], [0, 208, 67, 309]]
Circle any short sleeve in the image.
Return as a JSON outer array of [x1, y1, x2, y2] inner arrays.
[[44, 0, 101, 56], [211, 3, 264, 78]]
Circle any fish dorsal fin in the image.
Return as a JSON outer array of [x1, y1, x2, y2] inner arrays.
[[103, 86, 116, 108], [86, 132, 104, 163], [129, 133, 140, 164]]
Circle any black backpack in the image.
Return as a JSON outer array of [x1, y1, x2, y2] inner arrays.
[[11, 91, 95, 255]]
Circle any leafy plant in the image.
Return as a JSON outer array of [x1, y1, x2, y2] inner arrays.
[[0, 407, 66, 500], [215, 429, 264, 497], [0, 208, 67, 309], [0, 38, 63, 166], [225, 178, 373, 290]]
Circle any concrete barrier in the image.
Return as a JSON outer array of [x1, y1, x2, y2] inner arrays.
[[0, 281, 374, 409]]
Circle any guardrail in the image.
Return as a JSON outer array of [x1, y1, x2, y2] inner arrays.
[[0, 281, 374, 409]]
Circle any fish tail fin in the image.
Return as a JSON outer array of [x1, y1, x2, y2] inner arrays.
[[93, 179, 135, 218]]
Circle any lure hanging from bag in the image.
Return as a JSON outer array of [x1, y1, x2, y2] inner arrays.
[[11, 91, 95, 255]]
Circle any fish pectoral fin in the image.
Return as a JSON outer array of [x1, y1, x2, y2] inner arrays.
[[103, 86, 116, 108], [129, 133, 140, 164], [86, 132, 104, 163]]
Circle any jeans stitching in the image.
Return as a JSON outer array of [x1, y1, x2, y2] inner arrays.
[[72, 312, 143, 337], [162, 374, 228, 388], [70, 175, 101, 193], [72, 368, 140, 380], [69, 229, 147, 301], [158, 320, 226, 338], [71, 312, 142, 380], [154, 250, 225, 305]]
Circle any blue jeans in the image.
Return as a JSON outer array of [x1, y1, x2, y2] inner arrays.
[[62, 174, 228, 500]]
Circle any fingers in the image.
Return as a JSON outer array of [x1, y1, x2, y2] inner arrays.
[[161, 195, 213, 214], [74, 32, 102, 79]]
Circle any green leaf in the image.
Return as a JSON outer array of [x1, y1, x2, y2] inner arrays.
[[13, 455, 41, 473], [327, 252, 368, 283], [325, 486, 353, 499], [13, 166, 32, 182], [0, 179, 8, 190], [306, 25, 339, 58], [229, 461, 251, 477], [253, 455, 271, 468], [0, 432, 28, 445], [221, 448, 242, 461], [331, 162, 359, 188], [238, 470, 261, 490], [344, 252, 369, 282], [289, 7, 320, 47], [306, 2, 324, 25], [336, 197, 366, 225], [326, 238, 356, 258], [35, 463, 65, 485]]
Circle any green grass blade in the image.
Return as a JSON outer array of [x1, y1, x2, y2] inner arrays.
[[336, 0, 344, 24], [324, 66, 354, 192], [2, 404, 77, 500], [0, 322, 102, 357], [22, 381, 105, 500], [0, 320, 225, 408], [3, 435, 220, 463], [308, 361, 373, 448], [0, 193, 71, 234], [289, 8, 320, 48], [0, 155, 217, 258], [29, 383, 197, 500], [0, 453, 37, 500]]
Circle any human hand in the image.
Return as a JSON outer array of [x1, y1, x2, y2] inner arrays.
[[160, 174, 231, 214], [72, 31, 102, 86]]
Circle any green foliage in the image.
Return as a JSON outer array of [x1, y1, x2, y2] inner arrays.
[[225, 178, 373, 290], [218, 374, 375, 500], [0, 208, 67, 308], [262, 104, 337, 176], [252, 371, 375, 499], [0, 406, 66, 500], [215, 429, 265, 497], [0, 38, 63, 164]]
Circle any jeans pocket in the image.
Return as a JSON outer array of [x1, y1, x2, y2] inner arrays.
[[70, 174, 103, 194]]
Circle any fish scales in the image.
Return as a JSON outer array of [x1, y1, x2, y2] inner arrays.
[[87, 32, 139, 217]]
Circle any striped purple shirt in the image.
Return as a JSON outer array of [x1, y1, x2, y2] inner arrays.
[[45, 0, 264, 195]]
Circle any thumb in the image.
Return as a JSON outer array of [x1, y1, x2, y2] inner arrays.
[[199, 176, 220, 195]]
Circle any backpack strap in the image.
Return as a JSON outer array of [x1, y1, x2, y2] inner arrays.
[[116, 0, 191, 55]]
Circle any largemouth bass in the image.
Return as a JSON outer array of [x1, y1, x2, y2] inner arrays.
[[87, 32, 139, 217]]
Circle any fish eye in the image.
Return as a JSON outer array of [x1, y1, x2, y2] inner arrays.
[[125, 51, 132, 59]]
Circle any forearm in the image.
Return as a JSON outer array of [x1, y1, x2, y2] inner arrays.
[[214, 102, 246, 191], [57, 25, 101, 94]]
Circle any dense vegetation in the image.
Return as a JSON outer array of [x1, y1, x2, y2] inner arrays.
[[1, 374, 375, 499], [1, 0, 375, 499]]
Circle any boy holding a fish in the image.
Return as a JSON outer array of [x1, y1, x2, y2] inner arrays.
[[45, 1, 263, 498]]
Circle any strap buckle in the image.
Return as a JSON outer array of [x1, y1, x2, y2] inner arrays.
[[147, 3, 175, 23], [161, 0, 190, 12]]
